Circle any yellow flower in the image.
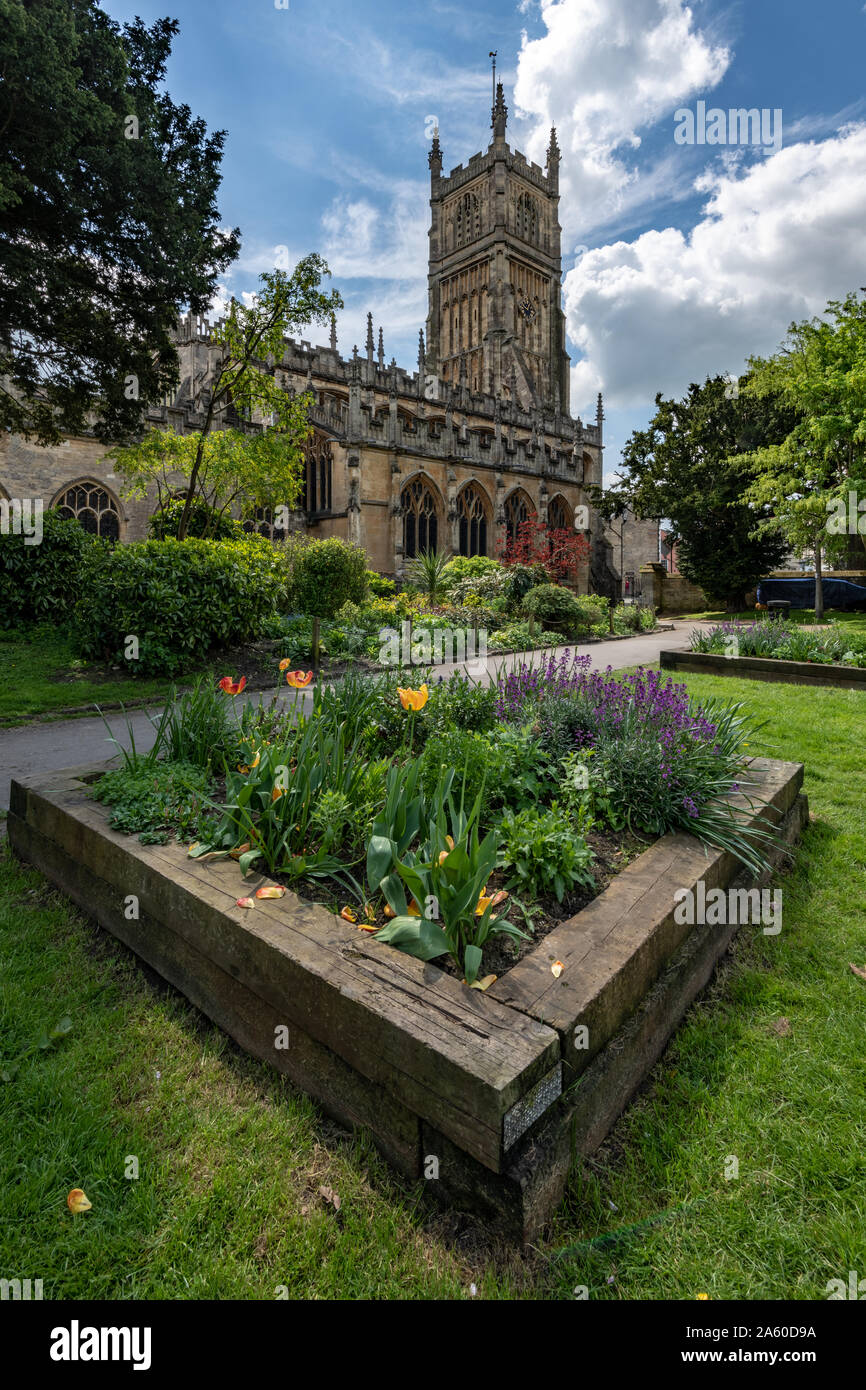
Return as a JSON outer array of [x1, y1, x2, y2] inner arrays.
[[438, 834, 455, 865], [397, 684, 429, 712]]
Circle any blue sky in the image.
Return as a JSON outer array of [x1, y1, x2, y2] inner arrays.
[[105, 0, 866, 483]]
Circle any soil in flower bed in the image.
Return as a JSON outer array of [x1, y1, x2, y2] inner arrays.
[[283, 824, 654, 984]]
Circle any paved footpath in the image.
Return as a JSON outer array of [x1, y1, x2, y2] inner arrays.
[[0, 621, 705, 811]]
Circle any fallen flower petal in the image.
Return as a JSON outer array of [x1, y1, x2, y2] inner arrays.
[[849, 962, 866, 981], [255, 885, 286, 900], [468, 974, 498, 991], [236, 897, 255, 909], [340, 906, 358, 923], [67, 1188, 92, 1214], [551, 960, 565, 978]]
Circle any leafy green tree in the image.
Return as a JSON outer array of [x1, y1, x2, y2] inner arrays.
[[111, 261, 343, 540], [738, 290, 866, 618], [595, 375, 795, 609], [0, 0, 240, 443]]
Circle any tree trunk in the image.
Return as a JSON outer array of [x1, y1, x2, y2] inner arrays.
[[814, 544, 824, 622]]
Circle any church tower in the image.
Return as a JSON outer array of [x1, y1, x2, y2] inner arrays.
[[425, 84, 570, 412]]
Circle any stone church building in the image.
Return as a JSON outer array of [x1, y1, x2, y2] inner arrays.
[[1, 85, 613, 588]]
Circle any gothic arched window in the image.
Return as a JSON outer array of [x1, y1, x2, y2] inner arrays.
[[402, 477, 439, 558], [53, 480, 120, 540], [304, 432, 333, 514], [242, 507, 286, 543], [548, 495, 569, 531], [457, 483, 489, 557], [504, 489, 536, 545]]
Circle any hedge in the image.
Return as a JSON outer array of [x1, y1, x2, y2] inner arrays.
[[75, 536, 288, 676]]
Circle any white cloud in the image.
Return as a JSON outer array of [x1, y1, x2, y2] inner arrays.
[[319, 182, 429, 283], [564, 123, 866, 413], [513, 0, 731, 237]]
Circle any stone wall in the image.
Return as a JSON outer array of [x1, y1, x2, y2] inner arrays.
[[640, 562, 707, 614]]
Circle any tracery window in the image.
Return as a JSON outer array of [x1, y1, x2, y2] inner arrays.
[[402, 477, 439, 558], [54, 481, 120, 540], [457, 484, 489, 557], [504, 489, 536, 545], [242, 507, 286, 543], [547, 496, 569, 531], [304, 432, 333, 514]]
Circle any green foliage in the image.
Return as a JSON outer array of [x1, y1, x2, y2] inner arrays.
[[0, 510, 94, 623], [501, 562, 548, 605], [374, 777, 526, 984], [92, 760, 215, 843], [612, 601, 640, 632], [191, 720, 370, 885], [638, 605, 658, 631], [291, 537, 369, 619], [573, 593, 608, 631], [418, 728, 491, 814], [406, 549, 450, 601], [75, 536, 287, 676], [602, 373, 795, 607], [522, 583, 582, 632], [366, 569, 395, 597], [149, 676, 236, 771], [440, 555, 501, 589], [147, 498, 243, 541], [490, 621, 560, 651], [0, 1, 240, 444], [498, 805, 595, 903], [426, 671, 498, 734], [741, 291, 866, 589]]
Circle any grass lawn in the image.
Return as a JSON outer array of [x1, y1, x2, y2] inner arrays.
[[0, 626, 176, 727], [677, 607, 866, 633], [1, 671, 864, 1299]]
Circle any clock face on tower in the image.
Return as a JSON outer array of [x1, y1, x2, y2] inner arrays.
[[518, 296, 536, 322]]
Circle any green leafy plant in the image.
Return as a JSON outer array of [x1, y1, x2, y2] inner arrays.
[[498, 805, 595, 903], [76, 535, 287, 676], [0, 510, 95, 624], [93, 760, 215, 843], [522, 583, 583, 633], [406, 548, 450, 601], [374, 776, 527, 984], [291, 537, 369, 619]]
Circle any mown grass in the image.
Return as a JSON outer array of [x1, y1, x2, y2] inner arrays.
[[0, 626, 173, 726], [1, 673, 864, 1299]]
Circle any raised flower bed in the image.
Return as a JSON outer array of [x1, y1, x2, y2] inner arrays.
[[8, 656, 808, 1238], [662, 619, 866, 689]]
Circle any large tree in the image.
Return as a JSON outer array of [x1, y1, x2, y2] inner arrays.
[[595, 374, 797, 609], [111, 261, 343, 539], [738, 290, 866, 618], [0, 0, 240, 444]]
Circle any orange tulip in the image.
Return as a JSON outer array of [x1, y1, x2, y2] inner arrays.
[[278, 658, 292, 671], [397, 684, 429, 712], [67, 1188, 92, 1214], [285, 670, 314, 688], [219, 676, 247, 696]]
